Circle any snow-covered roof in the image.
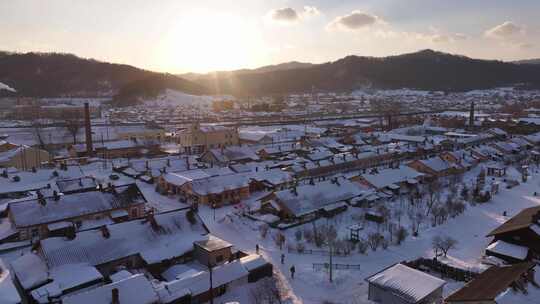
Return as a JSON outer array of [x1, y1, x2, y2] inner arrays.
[[496, 266, 540, 304], [63, 274, 158, 304], [416, 157, 452, 172], [486, 240, 528, 260], [40, 209, 208, 268], [9, 184, 146, 228], [274, 178, 364, 217], [157, 259, 251, 301], [0, 258, 21, 304], [387, 133, 426, 143], [360, 166, 423, 189], [366, 263, 446, 303], [205, 146, 259, 163], [56, 177, 97, 193], [162, 167, 234, 187], [30, 263, 103, 303], [10, 252, 49, 290], [238, 254, 269, 271], [190, 173, 251, 196]]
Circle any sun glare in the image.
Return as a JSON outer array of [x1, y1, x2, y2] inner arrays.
[[160, 11, 266, 73]]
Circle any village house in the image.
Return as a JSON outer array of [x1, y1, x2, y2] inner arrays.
[[454, 133, 495, 148], [157, 167, 235, 195], [0, 141, 50, 171], [366, 263, 446, 304], [353, 165, 423, 193], [155, 254, 272, 304], [407, 156, 463, 178], [182, 169, 294, 206], [445, 263, 537, 304], [440, 150, 478, 170], [177, 123, 239, 154], [63, 273, 159, 304], [9, 208, 272, 304], [263, 178, 365, 220], [486, 127, 508, 140], [468, 145, 500, 162], [184, 173, 251, 206], [200, 146, 259, 165], [6, 183, 147, 241], [193, 236, 233, 267], [115, 124, 166, 142], [485, 206, 540, 260], [255, 142, 303, 160], [69, 138, 161, 159], [292, 149, 400, 179], [55, 176, 98, 194], [491, 141, 520, 155], [238, 131, 273, 145]]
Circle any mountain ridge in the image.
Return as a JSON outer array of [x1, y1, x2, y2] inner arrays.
[[2, 49, 540, 105]]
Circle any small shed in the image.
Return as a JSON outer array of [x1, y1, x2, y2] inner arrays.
[[366, 263, 446, 304], [194, 236, 233, 267]]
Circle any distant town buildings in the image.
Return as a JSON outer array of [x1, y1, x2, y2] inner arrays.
[[177, 123, 239, 154]]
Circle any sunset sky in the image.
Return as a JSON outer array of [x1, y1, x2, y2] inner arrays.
[[1, 0, 539, 73]]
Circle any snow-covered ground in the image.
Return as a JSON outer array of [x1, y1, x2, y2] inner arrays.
[[1, 160, 539, 303], [194, 171, 540, 303], [142, 89, 230, 108]]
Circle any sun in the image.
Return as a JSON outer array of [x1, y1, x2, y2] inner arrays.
[[159, 11, 266, 73]]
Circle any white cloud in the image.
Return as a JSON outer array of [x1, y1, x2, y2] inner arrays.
[[267, 6, 320, 24], [269, 7, 299, 22], [485, 21, 523, 39], [327, 11, 382, 31], [302, 6, 320, 17]]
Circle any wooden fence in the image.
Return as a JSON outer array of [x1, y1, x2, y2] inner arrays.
[[288, 247, 350, 256], [313, 263, 361, 271], [404, 258, 478, 282]]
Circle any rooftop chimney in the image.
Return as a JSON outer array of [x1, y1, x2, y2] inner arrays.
[[84, 103, 93, 155], [101, 226, 110, 238], [53, 190, 60, 201]]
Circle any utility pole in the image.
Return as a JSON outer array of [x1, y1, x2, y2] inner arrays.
[[329, 244, 333, 283], [208, 262, 214, 304]]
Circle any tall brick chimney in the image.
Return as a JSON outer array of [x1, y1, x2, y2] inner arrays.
[[469, 101, 475, 130], [84, 102, 93, 155]]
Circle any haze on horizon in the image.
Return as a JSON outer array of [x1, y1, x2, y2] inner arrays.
[[1, 0, 539, 74]]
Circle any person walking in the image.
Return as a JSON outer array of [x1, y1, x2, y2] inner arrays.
[[256, 244, 259, 254], [280, 253, 285, 264], [290, 265, 295, 279]]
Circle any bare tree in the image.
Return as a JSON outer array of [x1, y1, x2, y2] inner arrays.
[[32, 121, 47, 150], [424, 179, 442, 216], [249, 276, 283, 304], [394, 226, 408, 245], [432, 236, 458, 257], [367, 232, 384, 251], [65, 118, 83, 144], [409, 210, 425, 236]]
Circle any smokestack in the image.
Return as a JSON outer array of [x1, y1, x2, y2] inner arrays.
[[84, 102, 93, 155], [469, 101, 475, 130]]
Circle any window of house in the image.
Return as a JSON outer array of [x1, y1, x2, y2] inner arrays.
[[31, 228, 39, 238], [216, 255, 224, 263], [131, 208, 138, 218]]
